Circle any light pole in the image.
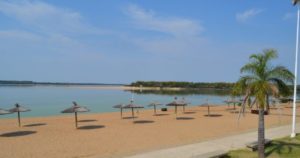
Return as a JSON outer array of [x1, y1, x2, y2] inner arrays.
[[291, 0, 300, 138]]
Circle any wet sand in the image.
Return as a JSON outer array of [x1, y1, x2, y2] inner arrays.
[[0, 104, 299, 158]]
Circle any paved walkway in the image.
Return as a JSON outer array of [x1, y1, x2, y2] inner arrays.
[[125, 123, 300, 158]]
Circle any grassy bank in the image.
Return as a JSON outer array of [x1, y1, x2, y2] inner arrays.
[[227, 134, 300, 158]]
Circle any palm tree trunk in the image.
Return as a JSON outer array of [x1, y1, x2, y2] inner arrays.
[[258, 107, 265, 158], [266, 95, 270, 113]]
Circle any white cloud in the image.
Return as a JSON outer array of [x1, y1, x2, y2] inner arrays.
[[0, 0, 107, 60], [122, 4, 207, 55], [0, 30, 42, 41], [0, 0, 105, 35], [125, 4, 203, 37], [283, 12, 295, 20], [236, 9, 263, 23]]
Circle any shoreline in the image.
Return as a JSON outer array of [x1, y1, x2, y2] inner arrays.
[[1, 102, 296, 119], [0, 104, 249, 119]]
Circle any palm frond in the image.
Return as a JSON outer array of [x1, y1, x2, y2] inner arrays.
[[268, 78, 292, 97], [267, 66, 294, 83], [263, 49, 278, 61], [238, 92, 250, 120], [268, 83, 279, 97], [237, 48, 293, 118], [240, 63, 258, 74], [249, 53, 263, 61]]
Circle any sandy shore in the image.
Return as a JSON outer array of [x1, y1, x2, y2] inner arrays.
[[0, 104, 299, 158]]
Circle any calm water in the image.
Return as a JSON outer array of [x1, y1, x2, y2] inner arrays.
[[0, 85, 298, 118]]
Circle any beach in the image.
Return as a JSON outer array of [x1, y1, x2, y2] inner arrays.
[[0, 104, 299, 158]]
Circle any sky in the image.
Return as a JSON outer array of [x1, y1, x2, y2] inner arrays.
[[0, 0, 299, 84]]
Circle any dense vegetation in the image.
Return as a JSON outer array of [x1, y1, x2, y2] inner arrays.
[[129, 81, 235, 89], [127, 88, 231, 96]]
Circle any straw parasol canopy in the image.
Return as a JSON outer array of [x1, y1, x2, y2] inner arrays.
[[148, 102, 162, 115], [201, 102, 210, 115], [166, 97, 188, 114], [230, 100, 242, 110], [61, 101, 90, 129], [9, 103, 31, 127], [0, 108, 11, 115], [113, 104, 125, 118], [123, 101, 144, 119], [224, 100, 230, 107], [224, 99, 241, 110]]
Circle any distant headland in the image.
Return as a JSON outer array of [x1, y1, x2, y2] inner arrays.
[[0, 80, 124, 86]]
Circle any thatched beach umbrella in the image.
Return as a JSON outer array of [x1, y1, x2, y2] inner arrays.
[[0, 108, 11, 115], [180, 97, 190, 112], [224, 99, 241, 110], [200, 102, 211, 116], [166, 98, 187, 114], [9, 103, 31, 127], [230, 100, 242, 110], [148, 102, 162, 115], [113, 104, 125, 118], [61, 102, 90, 129], [224, 100, 231, 107], [123, 101, 144, 119]]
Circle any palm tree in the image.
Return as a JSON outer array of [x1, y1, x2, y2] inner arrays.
[[234, 49, 294, 158]]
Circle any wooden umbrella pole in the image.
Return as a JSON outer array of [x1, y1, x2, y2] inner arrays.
[[17, 111, 21, 127], [208, 106, 210, 116], [75, 112, 78, 129], [131, 108, 134, 119], [120, 108, 123, 118]]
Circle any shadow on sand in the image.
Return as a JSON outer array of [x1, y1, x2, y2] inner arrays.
[[24, 123, 47, 127], [78, 125, 105, 130], [269, 113, 300, 118], [122, 116, 138, 119], [78, 119, 97, 123], [226, 108, 238, 111], [154, 114, 169, 116], [229, 111, 240, 114], [204, 114, 223, 117], [0, 131, 37, 137], [176, 117, 195, 120], [133, 120, 155, 124], [184, 111, 196, 114]]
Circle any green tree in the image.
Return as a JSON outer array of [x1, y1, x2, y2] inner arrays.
[[235, 49, 294, 158]]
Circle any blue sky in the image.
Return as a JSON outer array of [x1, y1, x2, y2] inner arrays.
[[0, 0, 298, 84]]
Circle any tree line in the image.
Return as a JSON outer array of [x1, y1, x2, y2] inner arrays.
[[129, 81, 300, 91], [129, 81, 235, 89]]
